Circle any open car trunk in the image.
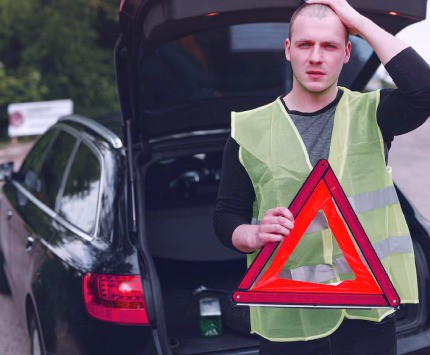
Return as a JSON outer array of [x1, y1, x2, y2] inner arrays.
[[142, 142, 259, 354]]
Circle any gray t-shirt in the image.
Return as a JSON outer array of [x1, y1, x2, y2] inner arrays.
[[286, 92, 388, 166], [290, 105, 336, 167], [284, 91, 341, 167]]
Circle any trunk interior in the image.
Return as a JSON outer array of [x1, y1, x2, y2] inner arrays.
[[153, 258, 259, 354], [144, 147, 259, 354]]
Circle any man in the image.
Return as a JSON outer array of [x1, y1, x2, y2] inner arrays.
[[214, 0, 430, 353]]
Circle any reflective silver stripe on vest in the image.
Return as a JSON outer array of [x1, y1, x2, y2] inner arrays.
[[333, 256, 352, 275], [305, 211, 328, 233], [348, 186, 399, 215], [252, 187, 400, 232], [305, 186, 399, 234], [373, 234, 414, 259], [251, 212, 328, 231], [333, 234, 414, 276], [279, 264, 336, 283], [280, 235, 413, 284]]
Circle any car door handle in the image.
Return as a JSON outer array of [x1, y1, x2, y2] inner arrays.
[[25, 236, 35, 252], [7, 210, 13, 220]]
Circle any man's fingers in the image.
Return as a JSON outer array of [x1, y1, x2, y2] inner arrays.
[[258, 233, 285, 244], [302, 0, 361, 34], [255, 207, 295, 248], [280, 216, 295, 230], [259, 223, 292, 237], [261, 216, 294, 230], [265, 207, 295, 221]]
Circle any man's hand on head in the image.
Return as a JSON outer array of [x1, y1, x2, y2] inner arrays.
[[304, 0, 408, 64], [304, 0, 363, 36]]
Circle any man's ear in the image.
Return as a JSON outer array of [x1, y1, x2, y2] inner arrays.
[[285, 38, 291, 62], [344, 40, 352, 64]]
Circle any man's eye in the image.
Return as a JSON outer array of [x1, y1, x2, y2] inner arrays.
[[299, 43, 311, 47]]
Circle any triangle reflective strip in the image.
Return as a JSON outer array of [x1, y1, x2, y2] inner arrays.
[[232, 160, 400, 308]]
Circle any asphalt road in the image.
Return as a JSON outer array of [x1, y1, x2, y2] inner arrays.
[[0, 141, 33, 354], [0, 293, 29, 354], [0, 119, 429, 354], [389, 118, 430, 220]]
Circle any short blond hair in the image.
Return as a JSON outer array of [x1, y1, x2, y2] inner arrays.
[[289, 4, 349, 44]]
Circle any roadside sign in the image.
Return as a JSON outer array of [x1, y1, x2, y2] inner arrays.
[[7, 99, 73, 137], [232, 160, 400, 309]]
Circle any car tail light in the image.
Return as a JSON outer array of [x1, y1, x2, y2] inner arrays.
[[83, 273, 150, 325], [119, 0, 126, 11]]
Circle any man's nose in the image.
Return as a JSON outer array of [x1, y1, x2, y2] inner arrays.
[[309, 46, 323, 63]]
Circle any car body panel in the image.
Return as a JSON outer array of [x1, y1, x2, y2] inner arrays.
[[2, 180, 57, 322]]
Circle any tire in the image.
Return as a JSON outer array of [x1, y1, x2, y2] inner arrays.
[[30, 315, 45, 355], [218, 294, 252, 335], [0, 256, 10, 294]]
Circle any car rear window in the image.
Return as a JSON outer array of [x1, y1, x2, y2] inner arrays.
[[58, 142, 101, 234], [140, 23, 373, 108], [38, 131, 77, 209]]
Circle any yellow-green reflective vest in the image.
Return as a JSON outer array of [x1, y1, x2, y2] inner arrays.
[[232, 87, 418, 341]]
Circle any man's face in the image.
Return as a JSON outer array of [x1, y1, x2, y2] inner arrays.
[[285, 14, 351, 95]]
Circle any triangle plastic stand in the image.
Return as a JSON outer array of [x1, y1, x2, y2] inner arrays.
[[232, 159, 400, 309]]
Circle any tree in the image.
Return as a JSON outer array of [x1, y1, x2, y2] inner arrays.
[[0, 0, 120, 140]]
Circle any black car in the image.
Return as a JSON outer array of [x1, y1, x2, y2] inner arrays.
[[0, 115, 155, 354], [1, 0, 430, 354]]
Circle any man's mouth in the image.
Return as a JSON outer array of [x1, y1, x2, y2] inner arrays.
[[306, 70, 325, 78]]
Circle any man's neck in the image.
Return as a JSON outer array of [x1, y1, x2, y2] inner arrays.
[[283, 85, 339, 113]]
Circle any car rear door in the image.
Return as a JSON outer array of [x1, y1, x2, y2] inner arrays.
[[2, 129, 78, 312]]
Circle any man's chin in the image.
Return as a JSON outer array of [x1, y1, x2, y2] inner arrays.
[[302, 82, 336, 95]]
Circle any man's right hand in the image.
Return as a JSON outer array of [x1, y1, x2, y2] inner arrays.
[[304, 0, 408, 65], [305, 0, 363, 35], [232, 207, 295, 253]]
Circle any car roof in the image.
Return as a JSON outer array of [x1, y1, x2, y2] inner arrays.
[[58, 114, 124, 149]]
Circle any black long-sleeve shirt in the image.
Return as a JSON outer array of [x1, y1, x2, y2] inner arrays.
[[214, 47, 430, 250]]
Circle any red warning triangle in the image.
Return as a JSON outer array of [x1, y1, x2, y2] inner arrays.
[[232, 159, 400, 308]]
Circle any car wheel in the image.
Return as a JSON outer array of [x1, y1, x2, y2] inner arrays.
[[30, 315, 45, 355], [0, 258, 10, 294]]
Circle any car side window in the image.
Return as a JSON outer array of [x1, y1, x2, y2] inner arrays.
[[19, 128, 58, 193], [37, 131, 77, 209], [58, 143, 101, 235]]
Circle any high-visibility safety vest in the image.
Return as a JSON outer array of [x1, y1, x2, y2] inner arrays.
[[231, 87, 419, 341]]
